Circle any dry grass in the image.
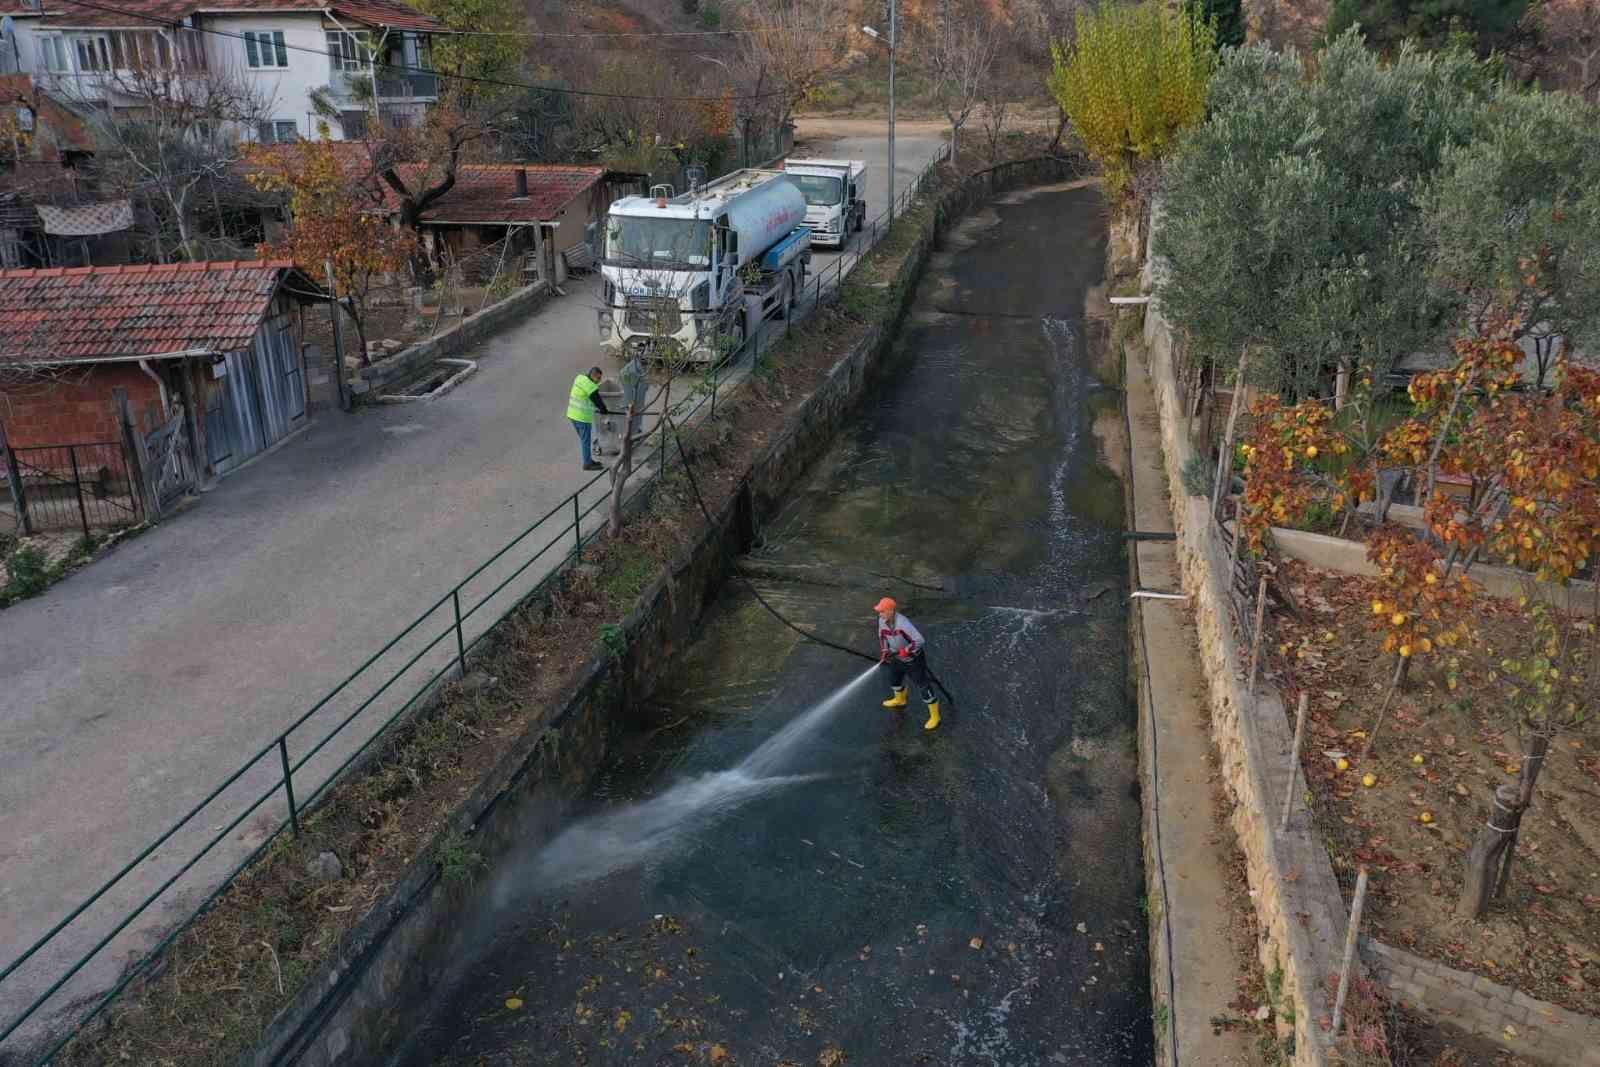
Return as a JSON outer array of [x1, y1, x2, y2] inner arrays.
[[53, 161, 958, 1067]]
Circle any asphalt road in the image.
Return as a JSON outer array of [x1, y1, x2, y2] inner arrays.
[[0, 122, 950, 1058]]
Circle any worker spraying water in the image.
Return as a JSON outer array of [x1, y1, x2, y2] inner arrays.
[[875, 597, 941, 730]]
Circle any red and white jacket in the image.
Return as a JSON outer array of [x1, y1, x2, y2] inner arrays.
[[877, 613, 925, 658]]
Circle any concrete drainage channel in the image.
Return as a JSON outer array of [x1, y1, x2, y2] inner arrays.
[[236, 157, 1094, 1067], [375, 358, 478, 404]]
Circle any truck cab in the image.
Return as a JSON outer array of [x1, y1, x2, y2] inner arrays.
[[784, 159, 867, 250]]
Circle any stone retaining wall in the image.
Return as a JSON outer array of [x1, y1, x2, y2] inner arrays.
[[353, 280, 553, 401], [1137, 212, 1349, 1065], [1363, 939, 1600, 1064]]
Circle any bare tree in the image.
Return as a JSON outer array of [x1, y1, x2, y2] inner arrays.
[[1529, 0, 1600, 101], [735, 0, 850, 136], [75, 47, 270, 261], [922, 1, 1001, 167], [978, 81, 1010, 163]]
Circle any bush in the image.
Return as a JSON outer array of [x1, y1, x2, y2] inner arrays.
[[3, 545, 51, 601], [1181, 452, 1214, 497], [699, 1, 721, 29]]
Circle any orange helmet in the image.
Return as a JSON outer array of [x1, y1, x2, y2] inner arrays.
[[874, 597, 897, 615]]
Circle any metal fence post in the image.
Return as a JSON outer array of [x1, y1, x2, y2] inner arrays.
[[451, 588, 466, 676], [68, 446, 90, 539], [571, 493, 581, 554], [277, 737, 301, 837], [1, 419, 32, 536]]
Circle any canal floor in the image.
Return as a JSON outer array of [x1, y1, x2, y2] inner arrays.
[[391, 183, 1151, 1066]]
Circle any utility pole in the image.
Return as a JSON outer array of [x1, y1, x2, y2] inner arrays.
[[863, 9, 898, 224], [888, 0, 897, 224], [325, 260, 349, 412]]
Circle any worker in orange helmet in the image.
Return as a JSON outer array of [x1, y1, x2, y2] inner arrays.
[[874, 597, 940, 731]]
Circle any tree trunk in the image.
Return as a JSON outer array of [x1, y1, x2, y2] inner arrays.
[[1458, 784, 1524, 919], [345, 298, 370, 367], [607, 403, 637, 538], [1491, 731, 1551, 902], [1050, 105, 1068, 152], [1211, 347, 1251, 522], [1335, 358, 1351, 411]]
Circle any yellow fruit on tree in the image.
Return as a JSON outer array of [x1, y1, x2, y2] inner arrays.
[[1399, 644, 1413, 658], [1336, 757, 1350, 771], [1424, 572, 1438, 585], [1391, 612, 1406, 626], [1305, 445, 1318, 459], [1362, 773, 1377, 788], [1372, 600, 1385, 615]]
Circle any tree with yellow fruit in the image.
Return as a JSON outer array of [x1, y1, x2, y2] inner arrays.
[[1458, 595, 1600, 919]]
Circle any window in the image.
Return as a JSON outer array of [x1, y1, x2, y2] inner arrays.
[[73, 35, 112, 72], [256, 120, 299, 144], [244, 30, 288, 69], [325, 31, 369, 73], [38, 35, 69, 72]]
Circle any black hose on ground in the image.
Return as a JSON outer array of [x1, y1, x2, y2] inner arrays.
[[662, 412, 957, 711]]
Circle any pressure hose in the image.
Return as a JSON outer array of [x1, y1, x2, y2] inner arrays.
[[662, 412, 957, 711]]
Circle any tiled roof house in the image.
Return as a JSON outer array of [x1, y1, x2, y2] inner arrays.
[[0, 260, 324, 484]]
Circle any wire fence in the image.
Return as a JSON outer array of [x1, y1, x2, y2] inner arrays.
[[0, 143, 1108, 1066], [1, 442, 144, 539]]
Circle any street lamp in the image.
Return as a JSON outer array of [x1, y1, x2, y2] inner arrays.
[[860, 4, 896, 224]]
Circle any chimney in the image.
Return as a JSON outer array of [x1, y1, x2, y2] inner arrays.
[[514, 168, 528, 198]]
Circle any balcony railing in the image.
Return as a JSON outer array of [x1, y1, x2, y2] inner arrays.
[[375, 70, 438, 100]]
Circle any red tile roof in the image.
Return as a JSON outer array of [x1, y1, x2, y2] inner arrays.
[[15, 0, 443, 30], [398, 165, 609, 225], [0, 260, 319, 363]]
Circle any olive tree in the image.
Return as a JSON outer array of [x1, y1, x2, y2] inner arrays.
[[1155, 32, 1496, 403], [1421, 86, 1600, 385]]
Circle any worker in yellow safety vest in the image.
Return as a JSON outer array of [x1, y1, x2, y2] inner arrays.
[[567, 366, 610, 471]]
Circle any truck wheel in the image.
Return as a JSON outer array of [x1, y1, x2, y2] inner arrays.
[[776, 270, 794, 320]]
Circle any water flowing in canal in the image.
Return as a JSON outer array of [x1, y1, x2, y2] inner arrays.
[[392, 182, 1151, 1066]]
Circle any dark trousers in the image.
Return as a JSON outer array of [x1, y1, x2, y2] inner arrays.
[[883, 652, 934, 702]]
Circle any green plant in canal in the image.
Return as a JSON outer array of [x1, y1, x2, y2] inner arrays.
[[436, 829, 485, 884], [599, 623, 627, 660]]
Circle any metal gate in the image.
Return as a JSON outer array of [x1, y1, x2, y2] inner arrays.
[[204, 314, 307, 476]]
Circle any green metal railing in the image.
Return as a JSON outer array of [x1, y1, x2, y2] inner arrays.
[[0, 146, 979, 1065]]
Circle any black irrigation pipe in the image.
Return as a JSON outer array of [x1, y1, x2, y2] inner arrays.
[[662, 411, 957, 711]]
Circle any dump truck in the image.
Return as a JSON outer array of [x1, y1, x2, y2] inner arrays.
[[598, 168, 810, 364], [783, 158, 866, 250]]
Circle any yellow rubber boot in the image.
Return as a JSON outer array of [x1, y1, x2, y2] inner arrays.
[[924, 701, 941, 731], [882, 687, 908, 709]]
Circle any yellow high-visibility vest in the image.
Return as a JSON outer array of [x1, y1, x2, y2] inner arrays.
[[567, 373, 598, 423]]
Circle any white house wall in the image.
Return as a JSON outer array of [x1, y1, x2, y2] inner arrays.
[[9, 11, 403, 141]]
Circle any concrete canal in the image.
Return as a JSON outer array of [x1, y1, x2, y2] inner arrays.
[[391, 182, 1150, 1065]]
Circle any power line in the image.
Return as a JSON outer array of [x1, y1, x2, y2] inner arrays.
[[51, 0, 789, 103]]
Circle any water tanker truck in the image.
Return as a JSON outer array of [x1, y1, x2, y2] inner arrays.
[[598, 168, 811, 364], [783, 158, 866, 249]]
